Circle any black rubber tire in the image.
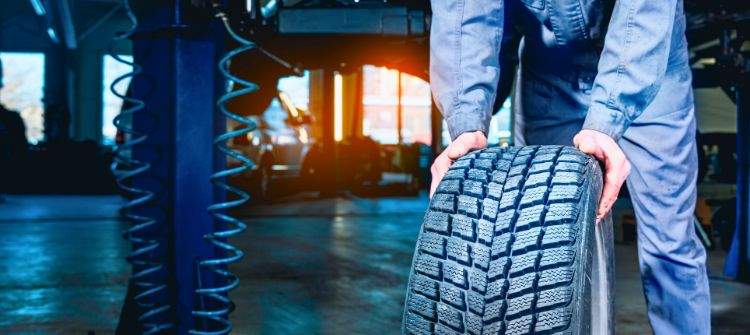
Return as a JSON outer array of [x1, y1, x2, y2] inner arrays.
[[402, 145, 614, 335]]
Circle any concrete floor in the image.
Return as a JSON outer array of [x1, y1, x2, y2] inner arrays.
[[1, 194, 749, 334]]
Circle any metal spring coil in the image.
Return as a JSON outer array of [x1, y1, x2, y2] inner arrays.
[[189, 10, 257, 335], [110, 1, 174, 333]]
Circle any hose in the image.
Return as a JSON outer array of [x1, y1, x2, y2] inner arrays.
[[189, 7, 258, 334], [110, 1, 174, 333]]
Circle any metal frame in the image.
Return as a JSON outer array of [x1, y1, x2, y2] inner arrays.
[[116, 2, 227, 333], [735, 72, 750, 282]]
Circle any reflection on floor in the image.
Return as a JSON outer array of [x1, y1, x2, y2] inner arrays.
[[0, 196, 128, 334], [0, 194, 748, 334]]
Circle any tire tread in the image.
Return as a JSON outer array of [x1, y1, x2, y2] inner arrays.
[[404, 146, 594, 335]]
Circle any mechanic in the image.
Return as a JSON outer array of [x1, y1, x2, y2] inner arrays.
[[428, 0, 710, 333]]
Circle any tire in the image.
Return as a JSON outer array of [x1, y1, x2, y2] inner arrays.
[[402, 145, 614, 335]]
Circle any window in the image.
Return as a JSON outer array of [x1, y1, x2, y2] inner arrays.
[[363, 66, 399, 144], [277, 71, 309, 111], [102, 54, 133, 145], [0, 52, 45, 144], [493, 98, 513, 142], [399, 72, 432, 144], [362, 65, 431, 145]]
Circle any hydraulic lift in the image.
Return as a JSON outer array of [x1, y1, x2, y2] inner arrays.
[[114, 1, 434, 333]]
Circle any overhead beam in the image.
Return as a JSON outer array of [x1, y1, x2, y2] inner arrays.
[[77, 4, 122, 43], [29, 0, 47, 15], [278, 7, 426, 36], [52, 0, 77, 49]]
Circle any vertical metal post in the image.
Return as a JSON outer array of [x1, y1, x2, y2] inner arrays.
[[172, 33, 223, 333], [353, 67, 364, 138], [320, 69, 337, 196], [397, 70, 403, 145], [44, 48, 73, 142], [121, 2, 223, 332], [128, 8, 174, 331], [69, 51, 102, 142], [736, 72, 750, 282]]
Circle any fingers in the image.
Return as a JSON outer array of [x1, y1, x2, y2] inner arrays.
[[446, 145, 467, 160], [598, 154, 630, 222], [429, 153, 452, 198], [573, 133, 603, 161], [446, 140, 472, 160], [447, 131, 486, 160], [431, 131, 488, 198], [574, 129, 631, 223]]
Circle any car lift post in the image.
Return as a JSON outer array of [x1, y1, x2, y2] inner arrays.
[[117, 2, 226, 333], [319, 69, 337, 196]]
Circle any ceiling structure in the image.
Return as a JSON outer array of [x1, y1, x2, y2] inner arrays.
[[0, 0, 131, 52]]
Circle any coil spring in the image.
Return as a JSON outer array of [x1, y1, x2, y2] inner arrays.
[[189, 9, 257, 335], [110, 1, 174, 333]]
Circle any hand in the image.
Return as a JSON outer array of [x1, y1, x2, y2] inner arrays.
[[573, 129, 631, 223], [430, 131, 488, 197]]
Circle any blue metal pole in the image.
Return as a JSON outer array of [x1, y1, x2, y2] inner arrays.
[[736, 72, 750, 283], [123, 2, 223, 333], [172, 33, 224, 334], [127, 7, 176, 332]]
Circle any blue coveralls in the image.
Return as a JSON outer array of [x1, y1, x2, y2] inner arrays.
[[430, 0, 711, 333]]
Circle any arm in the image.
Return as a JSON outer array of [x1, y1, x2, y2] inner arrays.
[[576, 0, 680, 220], [430, 0, 504, 140], [428, 0, 504, 196], [582, 0, 679, 140]]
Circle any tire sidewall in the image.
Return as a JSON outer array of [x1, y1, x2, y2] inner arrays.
[[569, 158, 613, 335]]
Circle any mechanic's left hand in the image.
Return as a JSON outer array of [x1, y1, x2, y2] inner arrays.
[[429, 131, 488, 198], [573, 129, 631, 223]]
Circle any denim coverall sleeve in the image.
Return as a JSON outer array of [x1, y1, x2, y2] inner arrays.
[[582, 0, 679, 141], [430, 0, 503, 141]]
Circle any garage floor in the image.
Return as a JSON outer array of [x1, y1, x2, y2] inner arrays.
[[1, 194, 749, 334]]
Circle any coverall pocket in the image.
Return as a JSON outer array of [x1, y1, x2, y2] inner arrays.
[[519, 0, 545, 10], [546, 0, 607, 46]]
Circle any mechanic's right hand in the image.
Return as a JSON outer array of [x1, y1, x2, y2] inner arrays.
[[573, 129, 631, 224], [430, 131, 488, 198]]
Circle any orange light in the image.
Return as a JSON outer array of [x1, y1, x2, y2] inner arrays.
[[334, 72, 343, 142]]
